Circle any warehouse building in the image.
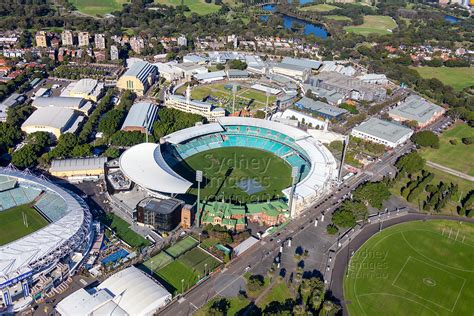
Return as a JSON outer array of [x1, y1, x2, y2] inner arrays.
[[116, 60, 158, 96], [294, 97, 348, 120], [121, 102, 159, 133], [351, 118, 413, 148], [49, 157, 107, 180], [281, 57, 322, 70], [32, 96, 94, 115], [312, 72, 387, 102], [271, 63, 310, 82], [0, 93, 26, 122], [21, 107, 84, 138], [153, 62, 184, 81], [389, 95, 446, 128], [173, 62, 207, 79], [194, 70, 226, 83], [61, 79, 105, 102], [55, 266, 172, 316]]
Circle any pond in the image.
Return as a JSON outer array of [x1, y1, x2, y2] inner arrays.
[[260, 4, 329, 39], [444, 15, 460, 24]]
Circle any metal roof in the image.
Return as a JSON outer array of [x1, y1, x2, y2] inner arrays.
[[194, 70, 226, 81], [352, 118, 413, 143], [122, 60, 157, 85], [21, 107, 79, 130], [32, 96, 85, 109], [169, 94, 213, 109], [163, 123, 224, 144], [119, 143, 192, 194], [389, 95, 445, 124], [273, 62, 309, 72], [295, 97, 348, 117], [282, 57, 322, 70], [121, 102, 159, 132], [50, 157, 107, 172]]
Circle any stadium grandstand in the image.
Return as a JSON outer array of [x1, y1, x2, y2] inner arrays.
[[119, 117, 338, 215], [0, 167, 93, 313]]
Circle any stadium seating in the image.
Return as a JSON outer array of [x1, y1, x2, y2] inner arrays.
[[35, 192, 68, 222], [0, 185, 41, 211]]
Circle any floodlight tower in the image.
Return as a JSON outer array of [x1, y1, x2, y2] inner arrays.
[[232, 84, 237, 114], [338, 135, 349, 183], [265, 89, 270, 119], [195, 170, 203, 228], [288, 166, 299, 219]]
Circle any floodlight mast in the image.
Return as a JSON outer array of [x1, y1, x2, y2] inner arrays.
[[232, 84, 237, 114], [289, 166, 299, 218], [196, 170, 203, 228]]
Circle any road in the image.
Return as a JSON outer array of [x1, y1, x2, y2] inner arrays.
[[329, 213, 474, 316], [159, 141, 414, 315]]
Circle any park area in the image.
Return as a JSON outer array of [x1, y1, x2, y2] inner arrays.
[[344, 220, 474, 315], [176, 83, 277, 112], [174, 147, 292, 202], [344, 15, 397, 36], [411, 67, 474, 91], [0, 205, 48, 246], [419, 123, 474, 176], [70, 0, 130, 16], [154, 0, 220, 15], [141, 236, 221, 295], [300, 4, 338, 12]]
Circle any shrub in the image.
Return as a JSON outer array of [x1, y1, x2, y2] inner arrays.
[[326, 224, 339, 235]]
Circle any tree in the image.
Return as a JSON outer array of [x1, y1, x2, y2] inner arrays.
[[71, 144, 93, 157], [253, 110, 266, 119], [152, 108, 204, 140], [98, 109, 126, 137], [208, 298, 230, 316], [461, 137, 473, 145], [326, 224, 338, 235], [319, 300, 341, 316], [353, 181, 391, 209], [411, 131, 439, 148], [247, 274, 265, 292], [332, 208, 356, 228], [11, 145, 38, 169], [228, 59, 247, 70], [395, 151, 425, 174], [104, 147, 120, 159]]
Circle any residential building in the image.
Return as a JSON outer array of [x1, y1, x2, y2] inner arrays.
[[61, 30, 75, 46], [294, 97, 348, 120], [177, 35, 187, 47], [94, 33, 106, 50], [77, 32, 89, 47], [35, 31, 49, 48], [21, 107, 84, 138], [49, 157, 107, 179], [388, 95, 446, 128], [166, 86, 225, 122], [116, 60, 158, 96], [351, 118, 413, 148], [121, 101, 159, 133], [110, 45, 119, 61], [130, 36, 145, 54]]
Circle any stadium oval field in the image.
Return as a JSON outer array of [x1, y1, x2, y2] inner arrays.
[[344, 220, 474, 316]]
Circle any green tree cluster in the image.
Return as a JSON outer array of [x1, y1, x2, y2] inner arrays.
[[152, 108, 205, 140], [411, 131, 439, 148], [395, 151, 425, 175]]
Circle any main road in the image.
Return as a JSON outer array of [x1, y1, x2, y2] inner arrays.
[[159, 141, 414, 315]]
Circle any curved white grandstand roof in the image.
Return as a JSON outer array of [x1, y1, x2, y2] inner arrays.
[[163, 123, 224, 144], [119, 143, 192, 194], [0, 168, 91, 285]]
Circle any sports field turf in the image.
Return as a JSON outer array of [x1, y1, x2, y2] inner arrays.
[[420, 123, 474, 176], [0, 205, 48, 246], [410, 67, 474, 91], [71, 0, 130, 16], [105, 213, 150, 248], [300, 4, 338, 12], [165, 236, 198, 258], [178, 247, 221, 275], [326, 15, 352, 21], [154, 0, 220, 15], [156, 260, 200, 294], [174, 147, 292, 202], [344, 15, 397, 36], [142, 251, 174, 271], [344, 220, 474, 315]]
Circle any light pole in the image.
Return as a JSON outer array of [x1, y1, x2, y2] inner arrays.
[[338, 135, 349, 182], [204, 263, 208, 276], [196, 170, 203, 228], [232, 84, 237, 114], [288, 166, 299, 219], [181, 279, 184, 293], [265, 89, 270, 119]]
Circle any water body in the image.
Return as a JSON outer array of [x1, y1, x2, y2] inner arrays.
[[444, 15, 460, 24], [260, 4, 329, 39]]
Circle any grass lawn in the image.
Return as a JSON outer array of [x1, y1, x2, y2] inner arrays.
[[257, 281, 293, 308], [196, 296, 250, 316], [326, 15, 352, 21], [420, 123, 474, 176], [70, 0, 130, 16], [165, 236, 198, 258], [0, 205, 48, 246], [344, 15, 397, 36], [105, 213, 150, 248], [300, 4, 338, 12], [142, 251, 174, 271], [174, 147, 292, 202], [154, 0, 220, 15], [344, 220, 474, 315], [410, 67, 474, 91], [156, 260, 199, 294]]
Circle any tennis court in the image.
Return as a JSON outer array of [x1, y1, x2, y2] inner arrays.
[[178, 247, 221, 275], [142, 251, 174, 271], [165, 236, 198, 258]]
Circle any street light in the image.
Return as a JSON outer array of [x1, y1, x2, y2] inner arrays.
[[181, 279, 184, 293], [204, 263, 208, 276], [196, 170, 203, 228]]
